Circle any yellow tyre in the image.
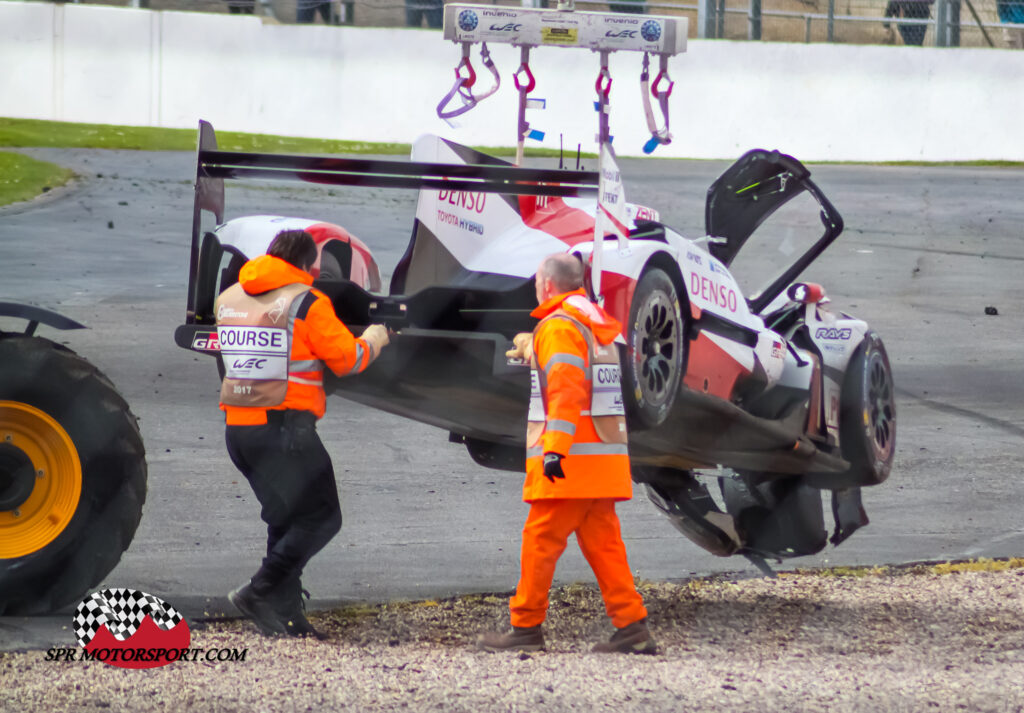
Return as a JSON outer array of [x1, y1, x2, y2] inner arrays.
[[0, 336, 146, 616]]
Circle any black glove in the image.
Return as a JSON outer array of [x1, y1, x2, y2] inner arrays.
[[542, 453, 565, 483]]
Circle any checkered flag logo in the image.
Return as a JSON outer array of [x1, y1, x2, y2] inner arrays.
[[73, 588, 184, 647]]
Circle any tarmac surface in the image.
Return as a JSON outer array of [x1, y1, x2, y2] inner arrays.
[[1, 148, 1023, 651]]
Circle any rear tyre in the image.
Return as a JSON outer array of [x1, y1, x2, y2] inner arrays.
[[623, 267, 686, 429], [0, 335, 147, 615], [838, 333, 896, 486]]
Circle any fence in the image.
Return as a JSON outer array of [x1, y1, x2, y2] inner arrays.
[[23, 0, 1024, 46], [4, 0, 1021, 161]]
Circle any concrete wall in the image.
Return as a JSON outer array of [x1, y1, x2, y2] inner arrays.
[[2, 0, 1021, 160]]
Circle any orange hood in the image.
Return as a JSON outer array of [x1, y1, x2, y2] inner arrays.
[[531, 288, 622, 345], [238, 255, 313, 295]]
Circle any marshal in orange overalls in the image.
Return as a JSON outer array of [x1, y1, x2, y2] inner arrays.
[[510, 288, 648, 630]]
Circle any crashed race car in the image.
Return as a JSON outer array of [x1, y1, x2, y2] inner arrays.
[[174, 121, 895, 572]]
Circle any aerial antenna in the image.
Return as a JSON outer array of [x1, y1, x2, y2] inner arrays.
[[558, 134, 564, 170]]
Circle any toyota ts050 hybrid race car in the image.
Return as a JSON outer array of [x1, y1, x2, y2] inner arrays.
[[175, 121, 895, 571]]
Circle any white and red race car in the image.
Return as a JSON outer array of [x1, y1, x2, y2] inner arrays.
[[176, 123, 895, 570]]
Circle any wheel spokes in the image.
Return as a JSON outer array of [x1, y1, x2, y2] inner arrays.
[[866, 358, 895, 454], [634, 289, 683, 406]]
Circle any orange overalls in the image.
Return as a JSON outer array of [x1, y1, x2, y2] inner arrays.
[[510, 289, 648, 630]]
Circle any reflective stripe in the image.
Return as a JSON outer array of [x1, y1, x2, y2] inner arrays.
[[286, 288, 305, 345], [567, 442, 629, 456], [528, 442, 628, 459], [288, 375, 323, 386], [284, 292, 318, 386], [546, 419, 576, 436], [289, 359, 322, 373], [541, 314, 595, 380], [543, 352, 587, 373], [353, 343, 366, 372], [287, 291, 306, 322]]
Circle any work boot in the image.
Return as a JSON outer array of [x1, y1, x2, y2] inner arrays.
[[477, 625, 545, 653], [228, 583, 286, 637], [592, 618, 658, 655], [269, 578, 325, 640]]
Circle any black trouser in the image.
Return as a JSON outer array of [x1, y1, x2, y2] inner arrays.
[[225, 410, 342, 595], [886, 0, 930, 45], [406, 0, 442, 28], [297, 0, 333, 23]]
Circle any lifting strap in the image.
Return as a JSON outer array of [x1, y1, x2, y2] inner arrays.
[[594, 50, 612, 146], [641, 52, 674, 154], [514, 46, 536, 165], [436, 42, 500, 121]]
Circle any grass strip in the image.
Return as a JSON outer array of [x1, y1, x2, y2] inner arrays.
[[3, 118, 1022, 165], [0, 117, 409, 154], [0, 151, 74, 208], [931, 556, 1024, 575], [0, 117, 592, 158]]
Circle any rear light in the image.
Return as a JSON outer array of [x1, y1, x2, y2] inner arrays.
[[787, 282, 826, 304]]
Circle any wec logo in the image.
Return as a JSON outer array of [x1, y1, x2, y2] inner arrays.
[[233, 357, 268, 369], [605, 29, 638, 38], [489, 22, 523, 31], [815, 327, 852, 340]]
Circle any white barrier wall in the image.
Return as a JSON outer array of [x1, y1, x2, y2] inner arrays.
[[2, 0, 1022, 161]]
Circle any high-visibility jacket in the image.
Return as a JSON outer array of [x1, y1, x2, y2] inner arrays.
[[524, 289, 632, 503], [216, 255, 378, 426]]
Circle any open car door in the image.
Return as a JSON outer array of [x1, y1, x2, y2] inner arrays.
[[704, 150, 844, 314]]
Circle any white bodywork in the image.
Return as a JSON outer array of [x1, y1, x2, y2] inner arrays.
[[411, 134, 794, 396]]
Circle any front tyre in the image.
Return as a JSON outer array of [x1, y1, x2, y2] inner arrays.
[[623, 267, 686, 429], [0, 336, 147, 615]]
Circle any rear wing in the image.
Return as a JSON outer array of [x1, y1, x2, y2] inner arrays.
[[185, 120, 599, 324]]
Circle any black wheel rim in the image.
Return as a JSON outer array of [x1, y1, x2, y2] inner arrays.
[[867, 355, 895, 457], [636, 291, 679, 408]]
